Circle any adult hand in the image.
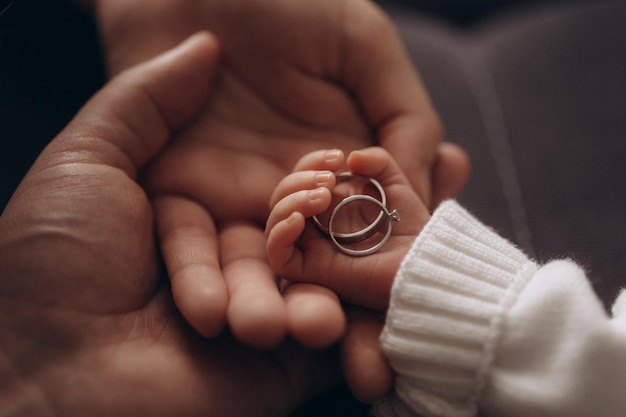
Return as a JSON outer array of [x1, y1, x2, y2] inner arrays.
[[0, 33, 337, 417], [93, 0, 470, 401], [96, 0, 465, 203]]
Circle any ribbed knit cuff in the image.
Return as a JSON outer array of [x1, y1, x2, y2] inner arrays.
[[378, 200, 537, 417]]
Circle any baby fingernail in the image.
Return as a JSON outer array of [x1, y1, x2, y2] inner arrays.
[[308, 188, 326, 202], [324, 149, 342, 162], [315, 171, 333, 186]]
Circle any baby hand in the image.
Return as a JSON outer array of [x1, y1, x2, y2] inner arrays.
[[266, 147, 431, 312]]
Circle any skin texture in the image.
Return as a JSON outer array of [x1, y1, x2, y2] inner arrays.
[[0, 34, 339, 417], [92, 0, 470, 400]]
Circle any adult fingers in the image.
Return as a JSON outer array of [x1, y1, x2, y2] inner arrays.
[[341, 306, 393, 403], [153, 195, 228, 337], [220, 221, 288, 348], [36, 32, 220, 178], [340, 2, 444, 204], [283, 283, 346, 349], [431, 143, 471, 208]]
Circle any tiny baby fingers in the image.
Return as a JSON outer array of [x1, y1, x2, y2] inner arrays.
[[154, 195, 227, 337], [266, 212, 306, 276], [269, 170, 336, 209], [266, 188, 332, 236], [291, 149, 345, 173]]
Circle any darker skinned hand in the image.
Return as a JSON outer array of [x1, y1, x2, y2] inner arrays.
[[0, 33, 338, 417]]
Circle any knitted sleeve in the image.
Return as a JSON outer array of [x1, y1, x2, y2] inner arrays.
[[372, 200, 626, 417]]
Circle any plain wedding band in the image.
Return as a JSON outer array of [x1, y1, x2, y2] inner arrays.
[[328, 194, 400, 257]]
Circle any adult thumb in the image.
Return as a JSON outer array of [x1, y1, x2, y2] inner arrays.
[[339, 4, 443, 206], [35, 32, 220, 178]]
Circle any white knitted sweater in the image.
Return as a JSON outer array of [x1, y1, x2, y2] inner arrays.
[[373, 200, 626, 417]]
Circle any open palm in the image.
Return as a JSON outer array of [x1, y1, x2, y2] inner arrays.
[[105, 0, 449, 343]]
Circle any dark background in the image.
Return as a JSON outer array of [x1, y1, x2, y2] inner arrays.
[[1, 0, 104, 208]]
